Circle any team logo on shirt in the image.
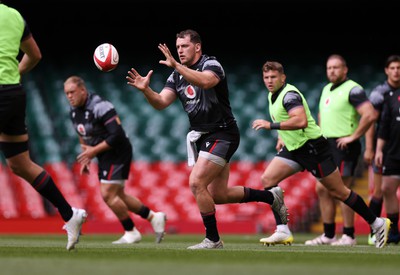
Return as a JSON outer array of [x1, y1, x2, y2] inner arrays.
[[325, 97, 330, 106], [77, 124, 86, 136], [185, 85, 196, 99]]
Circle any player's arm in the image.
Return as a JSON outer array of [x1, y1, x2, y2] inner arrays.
[[77, 110, 120, 164], [364, 122, 376, 164], [253, 91, 307, 131], [158, 43, 219, 89], [349, 87, 379, 140], [102, 112, 127, 149], [174, 65, 219, 89], [280, 91, 308, 130], [126, 69, 177, 110], [374, 94, 391, 167], [280, 107, 308, 129], [76, 137, 91, 174], [352, 101, 378, 141], [77, 141, 110, 167], [365, 87, 384, 164], [336, 87, 378, 149], [143, 88, 177, 110], [276, 136, 285, 151], [19, 22, 41, 75], [374, 138, 386, 168]]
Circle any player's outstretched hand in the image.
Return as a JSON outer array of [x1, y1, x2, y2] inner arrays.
[[158, 43, 178, 69], [126, 68, 153, 92]]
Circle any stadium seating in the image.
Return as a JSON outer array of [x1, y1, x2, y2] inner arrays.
[[0, 164, 19, 219], [0, 160, 318, 233], [0, 61, 391, 234]]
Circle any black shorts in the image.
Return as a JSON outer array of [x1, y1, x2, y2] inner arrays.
[[327, 138, 361, 177], [382, 156, 400, 176], [196, 125, 240, 163], [277, 136, 337, 178], [97, 143, 133, 181], [0, 86, 27, 135]]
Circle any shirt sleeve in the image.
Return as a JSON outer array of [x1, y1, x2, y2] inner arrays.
[[164, 71, 177, 92], [369, 84, 386, 111], [283, 91, 303, 112], [203, 59, 225, 80], [349, 86, 369, 108], [21, 19, 32, 42], [97, 105, 127, 148]]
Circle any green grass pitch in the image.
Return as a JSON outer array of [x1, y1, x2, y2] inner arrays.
[[1, 233, 399, 275]]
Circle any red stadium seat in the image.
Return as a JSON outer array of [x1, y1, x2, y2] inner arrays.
[[0, 164, 19, 218]]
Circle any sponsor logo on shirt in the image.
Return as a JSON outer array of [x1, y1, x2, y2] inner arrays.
[[77, 124, 86, 136], [185, 85, 196, 99]]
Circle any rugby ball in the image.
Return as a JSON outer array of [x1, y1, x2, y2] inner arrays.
[[93, 43, 119, 72]]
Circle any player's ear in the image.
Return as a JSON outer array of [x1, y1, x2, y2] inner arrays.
[[195, 43, 201, 53]]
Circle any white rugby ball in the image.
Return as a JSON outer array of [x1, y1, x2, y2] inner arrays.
[[93, 43, 119, 72]]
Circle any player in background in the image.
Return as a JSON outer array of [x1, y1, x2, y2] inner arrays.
[[305, 54, 376, 246], [374, 55, 400, 245], [252, 60, 390, 248], [63, 76, 167, 244], [364, 55, 400, 245], [0, 1, 87, 251]]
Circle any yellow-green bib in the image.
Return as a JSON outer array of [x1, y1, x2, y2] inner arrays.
[[268, 83, 321, 151], [319, 80, 361, 137], [0, 4, 25, 84]]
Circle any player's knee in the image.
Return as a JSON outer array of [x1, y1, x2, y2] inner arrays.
[[316, 182, 329, 196], [381, 183, 395, 196], [189, 179, 209, 197], [101, 193, 116, 205], [260, 173, 277, 188], [7, 162, 25, 177], [189, 182, 199, 195]]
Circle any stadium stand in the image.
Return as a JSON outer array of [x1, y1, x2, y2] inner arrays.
[[0, 164, 19, 219], [0, 62, 394, 234]]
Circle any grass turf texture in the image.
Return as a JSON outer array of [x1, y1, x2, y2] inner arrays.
[[1, 234, 399, 275]]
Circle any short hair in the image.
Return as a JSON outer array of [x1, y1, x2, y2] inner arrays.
[[385, 55, 400, 68], [327, 54, 347, 67], [262, 61, 284, 74], [64, 75, 85, 88], [176, 29, 202, 44]]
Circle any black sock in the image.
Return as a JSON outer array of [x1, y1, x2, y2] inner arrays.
[[137, 204, 150, 219], [369, 197, 383, 234], [387, 213, 399, 235], [344, 191, 376, 224], [343, 227, 355, 238], [201, 210, 219, 242], [240, 187, 273, 204], [32, 171, 72, 222], [241, 187, 280, 224], [369, 196, 383, 217], [121, 218, 134, 231], [324, 223, 336, 238]]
